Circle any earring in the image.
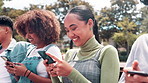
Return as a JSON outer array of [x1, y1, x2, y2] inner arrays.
[[90, 27, 92, 30]]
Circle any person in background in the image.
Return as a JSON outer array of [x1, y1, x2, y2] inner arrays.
[[5, 9, 62, 83], [0, 16, 32, 83], [119, 0, 148, 82], [44, 5, 120, 83], [0, 15, 14, 83], [119, 34, 148, 83]]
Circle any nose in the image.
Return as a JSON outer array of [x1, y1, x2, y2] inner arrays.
[[67, 31, 75, 38], [25, 33, 29, 39]]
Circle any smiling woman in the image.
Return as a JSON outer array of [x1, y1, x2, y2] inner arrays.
[[5, 9, 62, 83]]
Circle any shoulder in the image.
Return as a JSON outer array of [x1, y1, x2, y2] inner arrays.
[[15, 41, 31, 46], [64, 49, 79, 61], [15, 41, 34, 49], [12, 41, 35, 53], [135, 34, 148, 43], [138, 34, 148, 39], [102, 45, 117, 53], [46, 45, 62, 60], [132, 34, 148, 47], [99, 45, 118, 62]]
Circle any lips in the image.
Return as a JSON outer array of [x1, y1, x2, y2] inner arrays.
[[28, 38, 33, 42], [72, 37, 78, 42]]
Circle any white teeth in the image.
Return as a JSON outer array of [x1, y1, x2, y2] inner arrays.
[[28, 39, 33, 41], [73, 38, 78, 41]]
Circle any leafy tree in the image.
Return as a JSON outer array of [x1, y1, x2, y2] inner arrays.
[[0, 0, 4, 12], [113, 17, 138, 54], [98, 0, 142, 55], [140, 6, 148, 33], [97, 7, 118, 42], [111, 0, 139, 22]]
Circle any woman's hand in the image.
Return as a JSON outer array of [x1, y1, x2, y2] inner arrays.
[[44, 53, 73, 77], [5, 62, 28, 76]]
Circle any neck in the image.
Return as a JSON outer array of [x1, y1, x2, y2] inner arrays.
[[36, 43, 47, 49], [1, 36, 12, 50]]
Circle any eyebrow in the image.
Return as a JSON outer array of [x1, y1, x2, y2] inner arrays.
[[69, 24, 76, 28]]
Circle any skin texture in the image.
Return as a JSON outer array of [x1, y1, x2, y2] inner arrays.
[[64, 14, 94, 46], [25, 30, 46, 49], [0, 26, 12, 53]]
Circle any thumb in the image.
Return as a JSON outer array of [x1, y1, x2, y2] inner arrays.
[[132, 60, 140, 71]]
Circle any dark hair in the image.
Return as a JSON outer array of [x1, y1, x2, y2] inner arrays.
[[14, 9, 61, 45], [68, 5, 100, 43], [140, 0, 148, 5], [0, 15, 13, 31]]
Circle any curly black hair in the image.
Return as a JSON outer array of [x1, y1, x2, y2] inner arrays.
[[0, 15, 13, 31]]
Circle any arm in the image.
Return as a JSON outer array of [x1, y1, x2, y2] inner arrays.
[[46, 53, 92, 83], [67, 68, 91, 83], [6, 62, 52, 83], [99, 45, 120, 83]]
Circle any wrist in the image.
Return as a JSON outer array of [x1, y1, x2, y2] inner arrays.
[[24, 69, 28, 76], [24, 70, 31, 78]]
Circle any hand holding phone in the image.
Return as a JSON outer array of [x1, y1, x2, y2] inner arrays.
[[38, 51, 55, 64], [127, 71, 148, 77], [1, 56, 14, 68], [1, 56, 11, 61]]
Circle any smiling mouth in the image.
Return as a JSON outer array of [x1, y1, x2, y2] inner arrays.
[[72, 38, 78, 42], [28, 39, 33, 42]]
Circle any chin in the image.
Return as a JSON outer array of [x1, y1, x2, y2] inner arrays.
[[74, 43, 83, 47]]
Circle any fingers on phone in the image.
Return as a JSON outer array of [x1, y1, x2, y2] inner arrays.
[[46, 53, 62, 63]]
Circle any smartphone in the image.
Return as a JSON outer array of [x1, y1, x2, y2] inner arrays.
[[1, 56, 11, 61], [38, 51, 55, 64], [0, 43, 2, 50], [127, 71, 148, 77], [1, 56, 14, 67]]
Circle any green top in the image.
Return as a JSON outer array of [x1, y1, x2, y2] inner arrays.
[[51, 36, 120, 83]]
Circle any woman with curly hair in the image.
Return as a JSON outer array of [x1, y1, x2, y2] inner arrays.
[[5, 9, 62, 83]]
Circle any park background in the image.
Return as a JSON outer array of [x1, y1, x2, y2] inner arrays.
[[0, 0, 148, 63]]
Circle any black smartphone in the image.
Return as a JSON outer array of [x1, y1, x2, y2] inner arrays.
[[38, 51, 55, 64], [127, 71, 148, 77], [1, 56, 11, 61], [1, 56, 14, 67], [0, 43, 2, 50]]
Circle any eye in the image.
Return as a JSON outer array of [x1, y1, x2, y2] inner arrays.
[[28, 29, 33, 34], [71, 26, 77, 31], [65, 28, 69, 32]]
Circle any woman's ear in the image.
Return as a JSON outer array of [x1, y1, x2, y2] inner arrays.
[[87, 19, 94, 30]]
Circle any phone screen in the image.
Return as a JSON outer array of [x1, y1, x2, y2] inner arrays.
[[38, 51, 55, 64]]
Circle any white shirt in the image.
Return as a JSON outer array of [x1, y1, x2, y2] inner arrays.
[[0, 39, 16, 83], [28, 45, 62, 77], [119, 34, 148, 83]]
